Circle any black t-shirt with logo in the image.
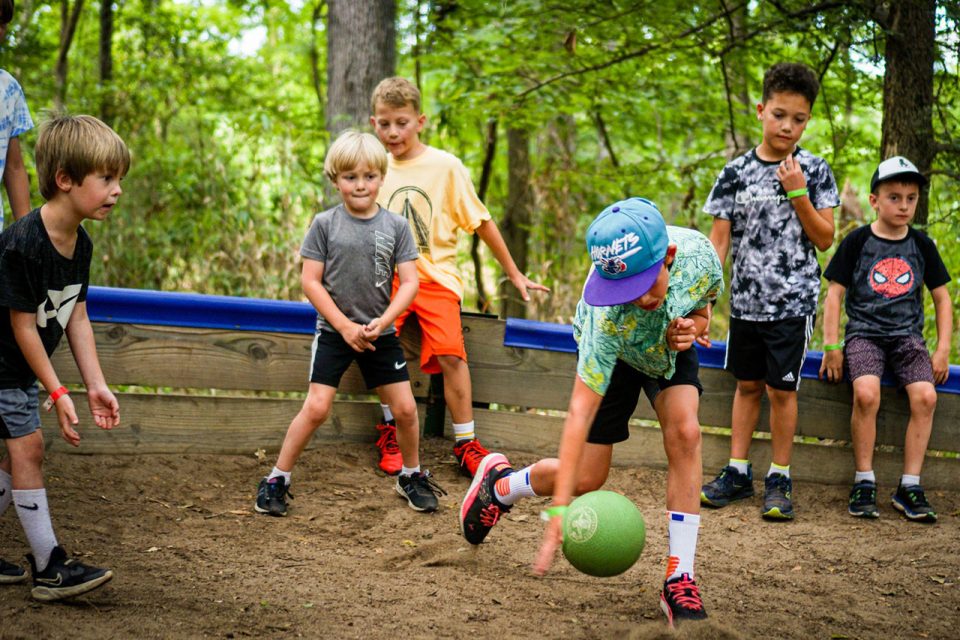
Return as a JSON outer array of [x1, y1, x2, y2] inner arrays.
[[823, 224, 951, 339], [0, 208, 92, 388]]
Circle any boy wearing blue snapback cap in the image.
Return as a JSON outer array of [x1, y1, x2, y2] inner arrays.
[[459, 198, 723, 628]]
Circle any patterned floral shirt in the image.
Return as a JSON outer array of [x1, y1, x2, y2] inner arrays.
[[0, 70, 33, 226], [573, 226, 723, 395], [703, 147, 839, 321]]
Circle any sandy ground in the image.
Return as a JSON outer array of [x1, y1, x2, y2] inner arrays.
[[1, 436, 959, 640]]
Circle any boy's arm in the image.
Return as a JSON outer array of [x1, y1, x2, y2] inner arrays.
[[708, 218, 731, 266], [301, 258, 371, 353], [777, 154, 834, 251], [533, 375, 603, 576], [362, 260, 419, 341], [475, 219, 550, 302], [930, 285, 953, 385], [4, 138, 31, 220], [10, 309, 82, 446], [64, 301, 120, 430], [818, 282, 846, 383]]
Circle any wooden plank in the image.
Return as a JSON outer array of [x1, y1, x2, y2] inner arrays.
[[453, 408, 960, 491], [49, 322, 430, 397], [43, 393, 388, 455]]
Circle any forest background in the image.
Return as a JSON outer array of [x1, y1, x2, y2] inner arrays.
[[3, 0, 959, 357]]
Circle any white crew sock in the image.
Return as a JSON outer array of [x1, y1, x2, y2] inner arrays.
[[854, 470, 876, 484], [493, 465, 536, 506], [14, 488, 58, 571], [901, 474, 920, 487], [268, 467, 291, 485], [767, 462, 790, 479], [380, 403, 394, 423], [453, 421, 475, 444], [666, 511, 701, 580]]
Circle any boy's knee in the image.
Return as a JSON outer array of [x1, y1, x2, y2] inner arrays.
[[666, 419, 702, 453], [737, 380, 764, 397], [391, 400, 418, 424], [303, 397, 331, 424], [911, 386, 937, 415], [575, 475, 606, 495], [853, 386, 881, 411]]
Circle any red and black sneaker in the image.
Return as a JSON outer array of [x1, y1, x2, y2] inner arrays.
[[453, 438, 490, 478], [375, 421, 402, 476], [660, 573, 708, 627], [459, 453, 513, 545]]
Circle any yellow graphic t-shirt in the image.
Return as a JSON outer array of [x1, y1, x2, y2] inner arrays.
[[378, 146, 491, 299]]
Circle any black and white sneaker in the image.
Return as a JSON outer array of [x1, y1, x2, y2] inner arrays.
[[396, 470, 445, 512], [28, 546, 113, 602], [255, 476, 292, 517], [892, 483, 937, 523], [0, 557, 28, 584]]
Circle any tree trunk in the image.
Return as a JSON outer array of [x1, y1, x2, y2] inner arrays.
[[99, 0, 114, 124], [499, 128, 532, 320], [471, 118, 497, 314], [309, 0, 326, 129], [54, 0, 85, 111], [879, 0, 935, 224], [720, 0, 752, 158], [326, 0, 396, 135]]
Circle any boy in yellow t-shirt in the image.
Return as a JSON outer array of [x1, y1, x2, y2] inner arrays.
[[369, 76, 548, 478]]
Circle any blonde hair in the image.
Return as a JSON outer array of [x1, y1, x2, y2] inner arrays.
[[36, 115, 130, 200], [370, 76, 421, 114], [324, 130, 388, 181]]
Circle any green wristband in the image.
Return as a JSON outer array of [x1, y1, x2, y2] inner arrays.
[[786, 188, 808, 199], [540, 505, 568, 521], [823, 341, 844, 352]]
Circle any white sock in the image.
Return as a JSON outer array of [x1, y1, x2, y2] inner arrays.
[[0, 469, 11, 517], [14, 489, 58, 572], [400, 465, 421, 477], [666, 511, 700, 580], [767, 463, 790, 479], [268, 467, 291, 485], [380, 403, 394, 423], [901, 474, 920, 487], [453, 421, 475, 444], [729, 458, 750, 475], [493, 465, 536, 506], [854, 470, 875, 484]]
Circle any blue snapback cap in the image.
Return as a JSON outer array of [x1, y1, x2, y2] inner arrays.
[[583, 197, 669, 306]]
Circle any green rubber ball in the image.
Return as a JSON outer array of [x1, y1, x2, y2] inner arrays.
[[561, 490, 646, 577]]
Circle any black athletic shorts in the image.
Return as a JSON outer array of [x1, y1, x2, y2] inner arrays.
[[310, 330, 410, 390], [724, 315, 813, 391], [586, 347, 702, 445]]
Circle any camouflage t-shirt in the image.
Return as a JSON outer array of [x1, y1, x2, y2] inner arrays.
[[573, 226, 723, 395], [703, 147, 839, 321]]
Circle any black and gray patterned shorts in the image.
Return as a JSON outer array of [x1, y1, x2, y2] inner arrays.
[[845, 335, 934, 387]]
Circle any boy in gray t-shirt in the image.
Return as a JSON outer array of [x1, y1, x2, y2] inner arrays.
[[255, 131, 444, 517]]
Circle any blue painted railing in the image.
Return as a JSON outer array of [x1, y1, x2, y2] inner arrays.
[[503, 317, 960, 395]]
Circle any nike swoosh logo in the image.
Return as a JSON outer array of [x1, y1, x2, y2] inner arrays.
[[394, 361, 405, 370], [376, 280, 389, 288], [17, 503, 39, 511], [36, 574, 63, 586]]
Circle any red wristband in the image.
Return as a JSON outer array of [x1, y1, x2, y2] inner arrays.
[[49, 386, 69, 403]]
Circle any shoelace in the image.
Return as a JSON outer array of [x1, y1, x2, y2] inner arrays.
[[478, 504, 502, 527], [905, 486, 930, 507], [412, 471, 447, 498], [376, 425, 400, 455], [666, 577, 704, 611], [457, 441, 488, 469], [851, 486, 875, 503], [268, 481, 293, 501]]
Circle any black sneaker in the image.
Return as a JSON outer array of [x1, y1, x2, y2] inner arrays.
[[28, 546, 113, 602], [660, 573, 708, 628], [848, 480, 879, 518], [762, 473, 794, 520], [255, 476, 292, 517], [700, 464, 754, 507], [459, 453, 513, 545], [892, 483, 937, 523], [396, 470, 445, 512], [0, 557, 28, 584]]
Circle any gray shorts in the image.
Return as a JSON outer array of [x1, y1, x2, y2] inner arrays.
[[0, 385, 41, 439]]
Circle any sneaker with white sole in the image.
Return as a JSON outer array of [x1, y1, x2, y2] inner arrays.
[[28, 546, 113, 602]]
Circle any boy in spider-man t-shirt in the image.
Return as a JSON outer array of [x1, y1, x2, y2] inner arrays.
[[820, 156, 952, 523]]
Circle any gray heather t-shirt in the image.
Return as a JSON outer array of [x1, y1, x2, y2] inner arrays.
[[704, 147, 840, 321], [300, 205, 418, 334]]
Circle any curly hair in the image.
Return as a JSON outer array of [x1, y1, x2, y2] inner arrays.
[[762, 62, 820, 107]]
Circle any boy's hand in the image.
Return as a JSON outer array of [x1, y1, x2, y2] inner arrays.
[[341, 322, 374, 353], [510, 273, 550, 302], [695, 305, 713, 348], [87, 385, 120, 430], [819, 350, 844, 383], [532, 514, 564, 576], [49, 395, 81, 447], [361, 317, 384, 343], [932, 349, 950, 385], [777, 154, 807, 194], [666, 317, 697, 351]]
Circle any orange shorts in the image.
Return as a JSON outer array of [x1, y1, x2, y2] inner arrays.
[[393, 275, 467, 374]]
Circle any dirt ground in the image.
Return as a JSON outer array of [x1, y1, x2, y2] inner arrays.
[[1, 436, 959, 640]]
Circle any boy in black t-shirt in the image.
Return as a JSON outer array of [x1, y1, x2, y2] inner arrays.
[[0, 115, 128, 600], [820, 157, 952, 522]]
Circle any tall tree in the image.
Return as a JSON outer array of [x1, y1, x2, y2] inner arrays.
[[99, 0, 114, 123], [54, 0, 85, 110], [877, 0, 936, 224], [499, 128, 532, 319], [326, 0, 396, 135]]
